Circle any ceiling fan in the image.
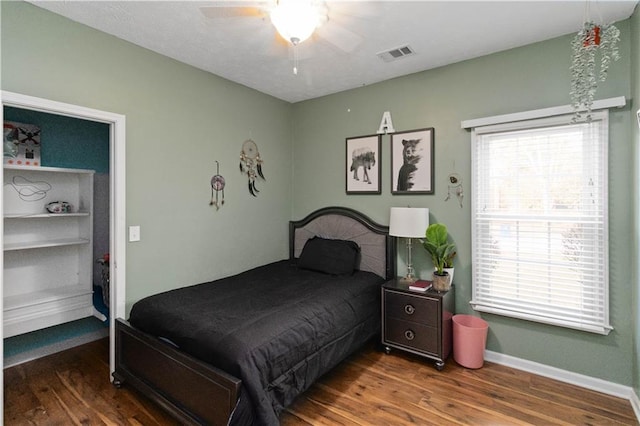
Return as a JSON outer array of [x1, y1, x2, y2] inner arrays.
[[199, 0, 364, 57]]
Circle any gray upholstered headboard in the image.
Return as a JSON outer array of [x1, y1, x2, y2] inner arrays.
[[289, 207, 396, 280]]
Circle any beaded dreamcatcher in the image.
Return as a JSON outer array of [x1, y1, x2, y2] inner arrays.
[[444, 172, 464, 208], [239, 139, 265, 196], [209, 161, 226, 210]]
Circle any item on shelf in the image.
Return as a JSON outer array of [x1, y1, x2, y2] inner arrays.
[[5, 174, 52, 202], [3, 121, 41, 166], [239, 139, 265, 197], [46, 201, 73, 214], [408, 280, 432, 292], [4, 123, 18, 159]]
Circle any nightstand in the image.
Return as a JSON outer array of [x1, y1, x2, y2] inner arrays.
[[381, 279, 455, 370]]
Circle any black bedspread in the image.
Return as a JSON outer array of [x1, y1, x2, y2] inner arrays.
[[128, 260, 383, 425]]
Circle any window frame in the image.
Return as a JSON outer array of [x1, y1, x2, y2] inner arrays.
[[470, 111, 612, 335]]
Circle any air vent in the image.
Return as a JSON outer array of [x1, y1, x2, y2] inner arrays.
[[377, 45, 415, 63]]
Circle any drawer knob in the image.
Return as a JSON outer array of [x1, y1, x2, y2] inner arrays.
[[404, 304, 415, 315], [404, 330, 415, 341]]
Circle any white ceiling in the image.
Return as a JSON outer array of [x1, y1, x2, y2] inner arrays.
[[28, 0, 638, 103]]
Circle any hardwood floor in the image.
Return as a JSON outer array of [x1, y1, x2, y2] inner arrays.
[[283, 345, 638, 426], [4, 338, 178, 425], [4, 338, 638, 425]]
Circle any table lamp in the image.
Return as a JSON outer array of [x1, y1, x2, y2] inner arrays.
[[389, 207, 429, 283]]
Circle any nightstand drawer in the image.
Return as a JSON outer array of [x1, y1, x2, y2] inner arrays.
[[384, 318, 438, 354], [384, 291, 438, 325]]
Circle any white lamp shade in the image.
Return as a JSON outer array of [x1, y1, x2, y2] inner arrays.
[[389, 207, 429, 238]]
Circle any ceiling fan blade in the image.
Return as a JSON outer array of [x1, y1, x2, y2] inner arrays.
[[326, 1, 383, 21], [200, 6, 266, 19], [199, 1, 274, 19], [315, 22, 363, 53]]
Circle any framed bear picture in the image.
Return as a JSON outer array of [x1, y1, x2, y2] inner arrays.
[[345, 134, 381, 194], [391, 128, 434, 195]]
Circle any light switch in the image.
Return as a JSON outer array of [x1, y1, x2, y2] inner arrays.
[[129, 225, 141, 242]]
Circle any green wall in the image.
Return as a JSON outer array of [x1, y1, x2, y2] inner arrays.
[[2, 0, 638, 390], [630, 4, 640, 397], [1, 1, 293, 308], [292, 23, 635, 385]]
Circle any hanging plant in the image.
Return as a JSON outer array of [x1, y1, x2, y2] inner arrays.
[[570, 21, 620, 122]]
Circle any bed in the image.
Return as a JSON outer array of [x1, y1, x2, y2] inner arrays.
[[113, 206, 396, 425]]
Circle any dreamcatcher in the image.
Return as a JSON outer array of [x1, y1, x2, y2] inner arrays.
[[239, 139, 265, 196], [209, 161, 226, 210], [444, 172, 464, 208]]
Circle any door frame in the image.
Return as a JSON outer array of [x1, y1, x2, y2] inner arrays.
[[1, 90, 126, 377]]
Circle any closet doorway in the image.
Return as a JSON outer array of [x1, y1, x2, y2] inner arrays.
[[1, 90, 126, 378]]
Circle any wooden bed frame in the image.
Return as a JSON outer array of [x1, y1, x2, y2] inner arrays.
[[113, 206, 396, 425]]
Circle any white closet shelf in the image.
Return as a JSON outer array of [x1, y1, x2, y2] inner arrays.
[[4, 164, 95, 337], [3, 164, 95, 174], [4, 212, 90, 219], [4, 284, 93, 312], [4, 238, 90, 251]]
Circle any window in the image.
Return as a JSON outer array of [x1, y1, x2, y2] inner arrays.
[[471, 111, 611, 335]]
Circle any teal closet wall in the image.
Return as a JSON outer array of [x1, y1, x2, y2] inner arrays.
[[3, 106, 109, 173]]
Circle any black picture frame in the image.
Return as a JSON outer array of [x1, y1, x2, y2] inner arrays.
[[391, 128, 435, 195], [345, 134, 382, 194]]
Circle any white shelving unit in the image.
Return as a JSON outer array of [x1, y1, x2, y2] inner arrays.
[[3, 165, 101, 338]]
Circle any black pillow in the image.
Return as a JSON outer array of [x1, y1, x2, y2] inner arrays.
[[298, 236, 361, 275]]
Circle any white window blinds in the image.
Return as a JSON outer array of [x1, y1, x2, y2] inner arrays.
[[471, 111, 611, 335]]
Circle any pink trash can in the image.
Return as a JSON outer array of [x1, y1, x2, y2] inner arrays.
[[453, 314, 489, 369]]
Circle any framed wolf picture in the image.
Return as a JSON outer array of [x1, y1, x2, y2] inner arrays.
[[345, 134, 381, 194], [391, 128, 434, 195]]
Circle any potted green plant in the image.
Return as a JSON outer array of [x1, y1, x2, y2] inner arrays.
[[570, 21, 620, 122], [422, 223, 456, 291]]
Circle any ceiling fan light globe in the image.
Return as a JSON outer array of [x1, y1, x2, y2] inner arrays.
[[270, 1, 319, 45]]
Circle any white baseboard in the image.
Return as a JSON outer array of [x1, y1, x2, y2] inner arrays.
[[631, 389, 640, 422], [485, 349, 639, 423]]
